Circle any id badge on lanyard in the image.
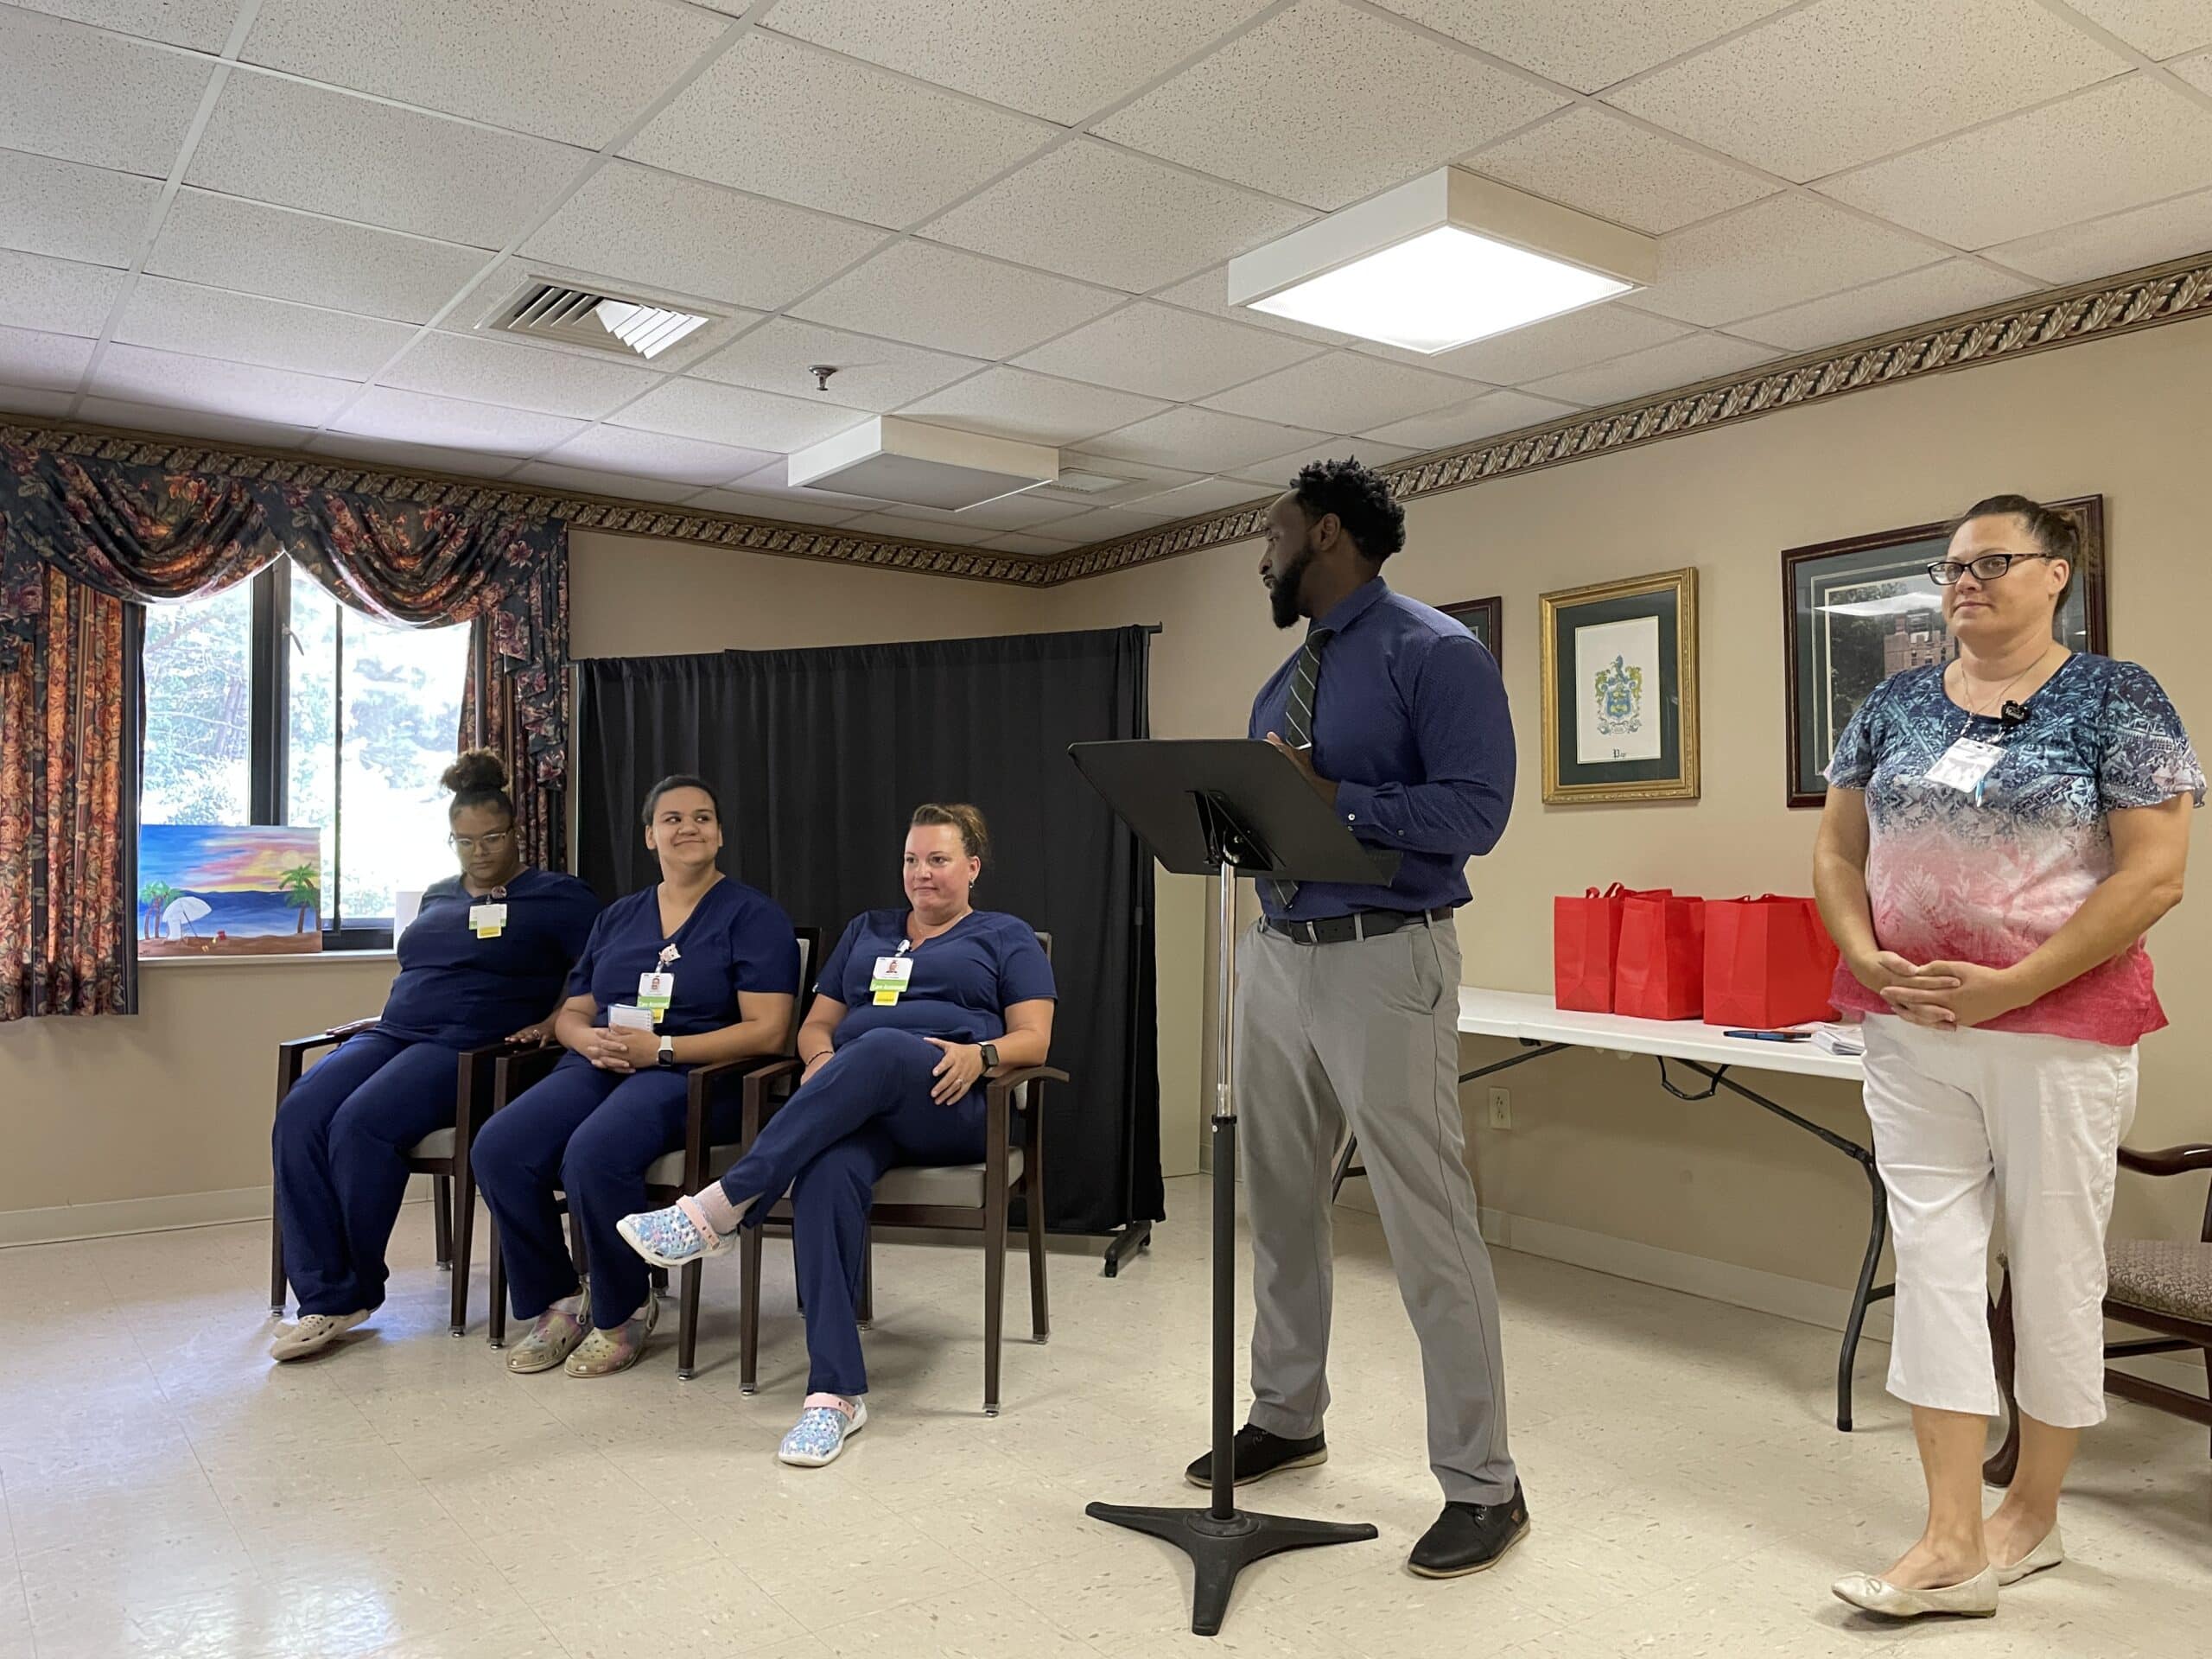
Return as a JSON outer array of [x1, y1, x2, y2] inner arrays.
[[871, 944, 915, 1007], [469, 899, 507, 939], [639, 944, 679, 1025], [1925, 736, 2006, 799]]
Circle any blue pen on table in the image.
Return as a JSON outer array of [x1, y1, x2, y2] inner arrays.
[[1723, 1029, 1812, 1042]]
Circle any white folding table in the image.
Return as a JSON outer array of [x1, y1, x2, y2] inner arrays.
[[1332, 988, 1891, 1432]]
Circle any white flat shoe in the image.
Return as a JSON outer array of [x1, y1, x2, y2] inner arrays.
[[1994, 1527, 2063, 1586], [270, 1310, 366, 1362], [1831, 1565, 1999, 1619]]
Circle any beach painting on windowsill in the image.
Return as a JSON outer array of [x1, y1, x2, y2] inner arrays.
[[138, 824, 324, 957]]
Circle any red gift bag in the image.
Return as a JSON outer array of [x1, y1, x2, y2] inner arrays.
[[1553, 885, 1670, 1013], [1703, 894, 1840, 1029], [1615, 892, 1706, 1020]]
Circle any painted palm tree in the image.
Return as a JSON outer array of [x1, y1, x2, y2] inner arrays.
[[138, 881, 178, 939], [277, 865, 321, 935]]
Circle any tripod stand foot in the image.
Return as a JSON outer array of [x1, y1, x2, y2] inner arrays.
[[1085, 1501, 1378, 1636]]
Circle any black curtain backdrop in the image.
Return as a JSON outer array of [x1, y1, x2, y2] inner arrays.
[[572, 626, 1162, 1237]]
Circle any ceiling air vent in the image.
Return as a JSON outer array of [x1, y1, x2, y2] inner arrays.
[[491, 283, 710, 359]]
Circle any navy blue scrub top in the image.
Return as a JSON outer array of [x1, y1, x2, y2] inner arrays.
[[378, 868, 601, 1048], [564, 877, 799, 1037], [817, 909, 1056, 1046]]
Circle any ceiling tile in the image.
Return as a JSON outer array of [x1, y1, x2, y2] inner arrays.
[[543, 424, 775, 486], [1820, 76, 2212, 249], [918, 492, 1094, 530], [1041, 452, 1206, 505], [1466, 106, 1778, 235], [1204, 351, 1474, 434], [381, 332, 663, 419], [1363, 389, 1584, 449], [10, 0, 239, 50], [765, 0, 1276, 124], [523, 162, 890, 313], [621, 29, 1049, 229], [185, 70, 583, 245], [899, 368, 1168, 446], [74, 395, 312, 447], [329, 386, 588, 454], [115, 277, 418, 378], [1633, 194, 1938, 326], [920, 139, 1312, 293], [791, 241, 1122, 359], [1523, 330, 1777, 407], [92, 342, 361, 424], [0, 149, 161, 267], [715, 466, 890, 512], [690, 320, 982, 411], [0, 324, 95, 391], [687, 487, 864, 526], [1138, 476, 1271, 518], [1084, 406, 1336, 473], [1986, 185, 2212, 283], [2172, 48, 2212, 92], [1606, 0, 2126, 182], [1229, 435, 1418, 486], [1730, 260, 2037, 352], [977, 530, 1081, 556], [2066, 2, 2212, 59], [303, 432, 527, 478], [0, 9, 213, 177], [1092, 0, 1567, 210], [1379, 302, 1687, 385], [1014, 302, 1325, 402], [844, 511, 1001, 546], [147, 191, 493, 324], [1365, 0, 1796, 93], [0, 385, 75, 418], [506, 461, 701, 505], [613, 378, 874, 452], [239, 0, 728, 149], [0, 248, 124, 338], [1042, 505, 1193, 543], [1150, 265, 1351, 346]]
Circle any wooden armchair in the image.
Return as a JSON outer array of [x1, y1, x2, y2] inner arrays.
[[738, 930, 1065, 1416], [270, 1031, 518, 1335], [1986, 1141, 2212, 1484]]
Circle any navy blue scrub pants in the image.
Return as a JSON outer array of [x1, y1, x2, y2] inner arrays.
[[718, 1028, 987, 1397], [474, 1052, 740, 1331], [272, 1031, 462, 1318]]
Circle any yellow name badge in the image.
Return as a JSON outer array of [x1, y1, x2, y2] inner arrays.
[[870, 954, 914, 1007], [468, 902, 507, 939], [637, 971, 675, 1026]]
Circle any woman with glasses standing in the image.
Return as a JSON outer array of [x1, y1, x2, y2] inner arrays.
[[1815, 496, 2200, 1618], [270, 751, 601, 1362]]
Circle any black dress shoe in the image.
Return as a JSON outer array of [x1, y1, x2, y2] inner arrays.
[[1185, 1423, 1328, 1489], [1408, 1482, 1529, 1578]]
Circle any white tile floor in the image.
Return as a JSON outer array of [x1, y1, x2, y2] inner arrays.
[[1, 1175, 2206, 1659]]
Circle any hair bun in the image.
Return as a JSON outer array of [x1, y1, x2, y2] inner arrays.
[[441, 747, 509, 797]]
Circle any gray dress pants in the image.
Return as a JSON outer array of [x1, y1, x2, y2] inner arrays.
[[1237, 915, 1518, 1503]]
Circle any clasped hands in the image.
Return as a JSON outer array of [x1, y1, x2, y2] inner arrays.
[[578, 1026, 658, 1073], [1851, 951, 2028, 1030]]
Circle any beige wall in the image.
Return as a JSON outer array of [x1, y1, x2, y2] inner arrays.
[[1036, 314, 2212, 1287]]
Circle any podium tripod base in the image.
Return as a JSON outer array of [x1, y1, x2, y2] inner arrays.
[[1084, 1502, 1378, 1636]]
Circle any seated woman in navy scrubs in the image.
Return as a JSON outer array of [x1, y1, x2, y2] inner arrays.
[[618, 803, 1055, 1465], [270, 750, 599, 1363], [474, 775, 798, 1379]]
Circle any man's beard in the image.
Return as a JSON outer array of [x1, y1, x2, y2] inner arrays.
[[1268, 544, 1311, 629]]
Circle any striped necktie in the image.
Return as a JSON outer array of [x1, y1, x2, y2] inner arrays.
[[1263, 626, 1334, 912]]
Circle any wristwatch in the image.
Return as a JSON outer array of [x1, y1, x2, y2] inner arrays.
[[978, 1041, 1000, 1074], [657, 1033, 677, 1067]]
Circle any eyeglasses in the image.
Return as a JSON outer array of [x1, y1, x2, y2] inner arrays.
[[1926, 551, 2052, 586], [448, 831, 512, 854]]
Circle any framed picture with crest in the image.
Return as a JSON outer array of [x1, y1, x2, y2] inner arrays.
[[1538, 569, 1700, 804]]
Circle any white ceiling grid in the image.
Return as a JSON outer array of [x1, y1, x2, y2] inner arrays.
[[0, 0, 2207, 555]]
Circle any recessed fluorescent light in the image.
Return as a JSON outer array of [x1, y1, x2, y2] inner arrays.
[[788, 416, 1058, 512], [1227, 168, 1657, 355]]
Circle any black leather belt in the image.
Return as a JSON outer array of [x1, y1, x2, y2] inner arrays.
[[1264, 906, 1453, 945]]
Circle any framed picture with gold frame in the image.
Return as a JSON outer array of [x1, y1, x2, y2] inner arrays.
[[1539, 568, 1699, 804]]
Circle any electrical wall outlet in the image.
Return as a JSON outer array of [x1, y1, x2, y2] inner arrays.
[[1487, 1086, 1511, 1129]]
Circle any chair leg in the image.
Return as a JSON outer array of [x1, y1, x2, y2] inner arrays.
[[740, 1228, 762, 1395], [448, 1164, 476, 1338], [432, 1174, 454, 1269], [1982, 1273, 2023, 1487], [677, 1261, 702, 1382], [488, 1224, 507, 1349], [566, 1205, 588, 1281], [2203, 1345, 2211, 1459], [270, 1210, 288, 1319], [1026, 1179, 1049, 1344], [858, 1222, 874, 1329], [983, 1186, 1007, 1417]]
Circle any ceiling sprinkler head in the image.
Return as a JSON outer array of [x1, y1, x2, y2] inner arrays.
[[809, 364, 837, 393]]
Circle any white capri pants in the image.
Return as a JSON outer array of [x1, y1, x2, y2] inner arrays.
[[1860, 1016, 2138, 1428]]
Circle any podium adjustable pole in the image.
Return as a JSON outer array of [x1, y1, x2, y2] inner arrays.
[[1085, 865, 1376, 1637]]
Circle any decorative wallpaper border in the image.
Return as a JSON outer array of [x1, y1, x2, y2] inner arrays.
[[5, 250, 2207, 592]]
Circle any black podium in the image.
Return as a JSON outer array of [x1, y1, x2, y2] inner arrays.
[[1070, 738, 1399, 1637]]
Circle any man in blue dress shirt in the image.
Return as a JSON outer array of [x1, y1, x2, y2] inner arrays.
[[1182, 458, 1527, 1578]]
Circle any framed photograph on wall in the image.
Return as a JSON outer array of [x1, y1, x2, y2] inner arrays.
[[1539, 569, 1699, 804], [1781, 496, 2107, 808], [1440, 595, 1503, 663]]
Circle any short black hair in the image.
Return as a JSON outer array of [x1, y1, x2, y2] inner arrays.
[[641, 773, 720, 825], [1952, 493, 2083, 603], [1290, 457, 1405, 562]]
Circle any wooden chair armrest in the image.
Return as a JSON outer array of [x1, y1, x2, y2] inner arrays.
[[277, 1031, 348, 1057], [741, 1058, 807, 1144], [2119, 1143, 2212, 1178], [493, 1045, 564, 1107], [987, 1065, 1069, 1111], [680, 1055, 796, 1184]]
